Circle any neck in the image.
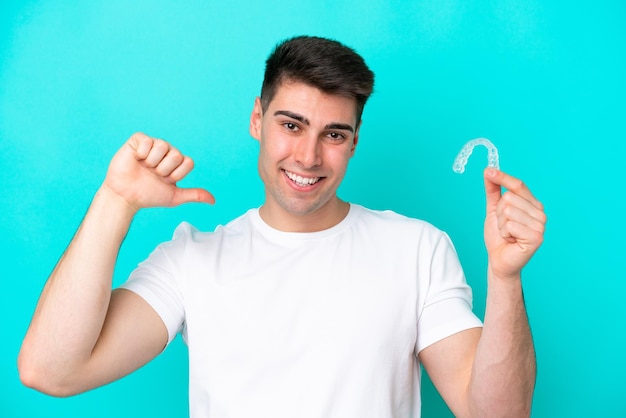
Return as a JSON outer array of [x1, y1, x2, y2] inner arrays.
[[259, 199, 350, 233]]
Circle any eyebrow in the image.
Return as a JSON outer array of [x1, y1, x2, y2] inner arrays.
[[274, 110, 354, 133]]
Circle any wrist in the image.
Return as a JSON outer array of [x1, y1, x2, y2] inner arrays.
[[96, 184, 140, 217], [487, 261, 522, 281], [86, 185, 138, 239], [487, 264, 523, 290], [484, 266, 528, 323]]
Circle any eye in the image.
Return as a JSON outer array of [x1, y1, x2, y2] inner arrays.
[[283, 122, 299, 131], [327, 132, 346, 141]]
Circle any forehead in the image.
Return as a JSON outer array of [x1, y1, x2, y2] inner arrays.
[[268, 80, 358, 124]]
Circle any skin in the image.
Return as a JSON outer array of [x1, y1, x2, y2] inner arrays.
[[420, 168, 545, 417], [249, 80, 360, 232], [18, 135, 214, 396], [19, 81, 546, 417]]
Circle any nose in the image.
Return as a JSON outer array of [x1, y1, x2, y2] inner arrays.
[[294, 134, 322, 169]]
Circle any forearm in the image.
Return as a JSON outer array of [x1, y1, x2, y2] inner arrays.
[[467, 267, 536, 417], [19, 185, 136, 391]]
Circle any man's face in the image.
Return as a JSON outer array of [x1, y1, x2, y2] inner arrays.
[[249, 80, 360, 231]]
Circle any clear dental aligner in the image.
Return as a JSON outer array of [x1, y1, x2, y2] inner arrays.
[[452, 137, 500, 174]]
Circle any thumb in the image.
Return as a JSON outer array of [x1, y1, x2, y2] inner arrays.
[[171, 187, 216, 206], [484, 168, 502, 214]]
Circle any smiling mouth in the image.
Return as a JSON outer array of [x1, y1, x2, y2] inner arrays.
[[284, 170, 321, 187]]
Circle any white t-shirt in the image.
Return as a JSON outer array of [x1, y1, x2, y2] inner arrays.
[[122, 204, 482, 418]]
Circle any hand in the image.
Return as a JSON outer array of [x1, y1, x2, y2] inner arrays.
[[483, 168, 546, 280], [103, 132, 215, 211]]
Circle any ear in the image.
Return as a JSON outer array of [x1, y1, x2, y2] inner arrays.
[[350, 120, 362, 156], [249, 97, 263, 141]]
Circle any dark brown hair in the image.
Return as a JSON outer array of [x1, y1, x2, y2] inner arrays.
[[260, 36, 375, 122]]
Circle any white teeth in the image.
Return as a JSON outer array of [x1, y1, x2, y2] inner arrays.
[[285, 171, 320, 186]]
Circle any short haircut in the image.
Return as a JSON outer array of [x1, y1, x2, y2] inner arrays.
[[260, 36, 375, 122]]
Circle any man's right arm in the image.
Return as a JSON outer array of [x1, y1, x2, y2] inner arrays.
[[18, 133, 214, 396]]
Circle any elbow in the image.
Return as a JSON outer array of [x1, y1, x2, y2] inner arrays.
[[18, 349, 81, 398], [466, 398, 533, 418]]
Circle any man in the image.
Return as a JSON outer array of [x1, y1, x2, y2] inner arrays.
[[19, 36, 546, 417]]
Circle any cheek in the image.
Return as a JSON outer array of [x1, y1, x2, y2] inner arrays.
[[326, 148, 353, 174], [258, 139, 290, 177], [261, 129, 292, 158]]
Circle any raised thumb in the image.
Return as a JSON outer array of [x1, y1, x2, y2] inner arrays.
[[483, 168, 502, 214]]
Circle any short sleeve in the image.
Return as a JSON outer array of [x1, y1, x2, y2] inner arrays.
[[120, 223, 193, 345], [416, 232, 483, 353]]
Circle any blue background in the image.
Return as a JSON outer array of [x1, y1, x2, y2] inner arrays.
[[1, 1, 625, 417]]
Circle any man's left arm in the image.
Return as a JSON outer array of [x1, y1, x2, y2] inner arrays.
[[419, 168, 546, 418]]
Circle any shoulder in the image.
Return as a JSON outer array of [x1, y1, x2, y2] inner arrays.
[[165, 210, 254, 249], [350, 204, 446, 242]]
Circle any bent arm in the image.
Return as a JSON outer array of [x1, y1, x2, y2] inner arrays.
[[419, 274, 535, 418], [420, 169, 544, 417], [18, 186, 168, 396], [18, 133, 214, 396]]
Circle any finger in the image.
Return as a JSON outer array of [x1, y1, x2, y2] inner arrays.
[[171, 187, 216, 206], [127, 132, 153, 160], [497, 191, 548, 228], [497, 197, 546, 235], [143, 139, 170, 168], [485, 168, 543, 211], [154, 147, 185, 178], [484, 168, 503, 214], [168, 156, 195, 182], [497, 218, 545, 250]]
